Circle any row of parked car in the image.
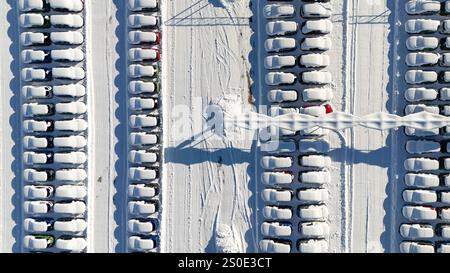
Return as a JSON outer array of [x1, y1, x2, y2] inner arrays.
[[126, 0, 160, 253], [19, 0, 88, 253], [400, 0, 450, 254], [259, 0, 332, 254]]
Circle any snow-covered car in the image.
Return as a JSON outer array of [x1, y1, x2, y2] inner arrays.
[[402, 205, 437, 221], [129, 167, 158, 180], [441, 192, 450, 204], [446, 1, 450, 14], [129, 31, 160, 45], [56, 237, 87, 252], [402, 189, 437, 204], [300, 155, 331, 168], [264, 4, 295, 19], [261, 222, 292, 237], [299, 139, 330, 154], [49, 0, 84, 12], [24, 201, 53, 214], [261, 156, 292, 169], [302, 19, 333, 34], [128, 219, 155, 234], [404, 87, 437, 102], [298, 239, 328, 253], [260, 140, 296, 154], [266, 21, 298, 36], [440, 207, 450, 220], [404, 173, 439, 188], [406, 52, 439, 66], [24, 169, 54, 182], [301, 37, 332, 51], [128, 14, 158, 28], [129, 150, 158, 164], [20, 14, 49, 28], [404, 157, 439, 171], [300, 104, 332, 117], [406, 140, 440, 154], [54, 201, 86, 215], [404, 104, 439, 115], [51, 48, 84, 62], [441, 53, 450, 67], [259, 240, 291, 253], [50, 15, 84, 28], [299, 171, 331, 185], [265, 72, 296, 86], [261, 172, 293, 185], [22, 137, 50, 151], [400, 241, 434, 253], [24, 235, 54, 250], [54, 119, 88, 132], [299, 54, 330, 68], [21, 49, 49, 64], [53, 136, 86, 149], [406, 36, 439, 51], [129, 48, 160, 62], [301, 71, 332, 85], [129, 64, 158, 78], [21, 32, 50, 46], [129, 98, 156, 111], [128, 0, 159, 11], [267, 89, 297, 103], [54, 219, 87, 233], [55, 169, 87, 182], [21, 68, 50, 82], [53, 84, 86, 97], [24, 218, 53, 233], [298, 188, 328, 204], [405, 0, 441, 15], [440, 71, 450, 83], [263, 206, 292, 220], [405, 19, 440, 34], [405, 70, 437, 84], [55, 102, 87, 115], [442, 20, 450, 34], [23, 102, 53, 117], [129, 115, 158, 129], [438, 225, 450, 238], [265, 37, 296, 52], [264, 55, 296, 70], [129, 236, 155, 252], [54, 152, 87, 165], [23, 119, 53, 133], [55, 185, 87, 199], [302, 87, 333, 102], [299, 222, 329, 238], [437, 243, 450, 253], [129, 81, 159, 94], [24, 185, 54, 199], [19, 0, 48, 12], [405, 127, 439, 137], [52, 67, 85, 80], [50, 31, 83, 45], [24, 151, 53, 165], [298, 205, 328, 220], [261, 189, 292, 203], [400, 223, 434, 239], [130, 132, 158, 146], [302, 3, 332, 18], [129, 201, 158, 215], [128, 184, 158, 198]]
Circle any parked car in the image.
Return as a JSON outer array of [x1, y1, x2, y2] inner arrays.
[[302, 19, 332, 34], [300, 155, 331, 168], [260, 140, 296, 154], [24, 119, 53, 133], [49, 0, 84, 12], [404, 87, 437, 102], [24, 218, 53, 233], [402, 189, 437, 204], [129, 81, 159, 94], [406, 36, 439, 51], [20, 14, 50, 28], [128, 15, 158, 28], [52, 67, 85, 80], [261, 156, 292, 169], [24, 200, 53, 214], [402, 205, 437, 221], [129, 98, 156, 111], [55, 168, 87, 182], [129, 167, 158, 181], [263, 206, 292, 220], [404, 104, 439, 115], [264, 55, 296, 69], [259, 240, 291, 253], [21, 49, 50, 64], [405, 0, 440, 15], [267, 89, 297, 103], [302, 3, 332, 18], [50, 14, 84, 28], [265, 72, 296, 86], [299, 54, 330, 68], [23, 151, 53, 165], [400, 223, 434, 239], [54, 218, 87, 233], [298, 205, 328, 220], [129, 150, 158, 164], [19, 0, 49, 12], [128, 184, 158, 198], [130, 132, 158, 146], [24, 135, 52, 150], [261, 172, 294, 185], [299, 139, 329, 154], [55, 185, 87, 199], [128, 219, 155, 234], [129, 31, 160, 45], [406, 140, 440, 154], [56, 237, 87, 252], [406, 52, 439, 67], [21, 32, 50, 46], [299, 171, 331, 185], [54, 119, 88, 132], [23, 168, 55, 182], [129, 236, 156, 252], [50, 31, 83, 45], [51, 48, 84, 62], [301, 71, 332, 85], [129, 48, 160, 62], [301, 37, 332, 51], [299, 222, 329, 238], [404, 157, 439, 172], [23, 235, 54, 250], [129, 115, 158, 129], [128, 0, 159, 11], [400, 241, 434, 253], [55, 102, 87, 115], [261, 222, 292, 237], [129, 201, 158, 215], [404, 173, 440, 188], [24, 185, 54, 199], [405, 19, 440, 34], [298, 188, 328, 204], [53, 152, 87, 165], [129, 64, 158, 78], [23, 103, 54, 117], [54, 201, 86, 215], [21, 68, 50, 82], [265, 37, 296, 52], [266, 21, 298, 36], [298, 239, 328, 253], [264, 4, 295, 19], [261, 189, 292, 202], [405, 70, 437, 84], [53, 84, 86, 97], [302, 87, 333, 102]]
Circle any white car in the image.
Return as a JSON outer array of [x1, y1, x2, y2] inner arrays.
[[50, 15, 84, 28], [24, 151, 52, 165], [264, 55, 295, 69], [129, 64, 158, 78], [442, 20, 450, 34], [54, 201, 86, 215], [54, 152, 87, 165], [300, 54, 330, 68], [400, 224, 434, 239], [405, 70, 437, 84], [441, 53, 450, 67], [54, 136, 86, 149], [24, 218, 53, 233], [441, 192, 450, 204], [129, 236, 155, 251], [55, 169, 87, 182], [129, 201, 158, 215], [405, 19, 440, 34], [130, 133, 158, 146], [261, 222, 292, 237], [265, 37, 296, 52], [52, 67, 85, 80], [21, 68, 50, 82], [129, 31, 160, 44], [302, 3, 332, 18], [266, 21, 298, 36], [128, 15, 158, 28], [24, 136, 50, 149], [404, 173, 439, 188], [441, 208, 450, 220], [24, 201, 53, 214], [128, 184, 158, 198], [441, 71, 450, 83], [260, 140, 296, 154], [129, 167, 158, 180], [404, 158, 439, 171], [437, 243, 450, 253], [54, 219, 87, 233], [405, 127, 439, 137], [23, 120, 53, 133], [24, 235, 54, 250], [405, 104, 439, 115], [298, 205, 328, 220], [50, 31, 83, 45], [402, 206, 437, 221], [261, 172, 293, 185], [54, 119, 88, 132], [49, 0, 84, 12], [406, 52, 439, 67], [129, 115, 158, 129], [302, 87, 333, 102], [302, 19, 333, 34], [53, 84, 86, 97], [24, 185, 54, 199], [21, 32, 49, 46], [406, 140, 440, 154], [299, 222, 330, 238], [51, 48, 84, 62], [21, 49, 48, 63], [128, 219, 155, 234], [129, 150, 158, 164], [400, 241, 434, 253], [301, 37, 332, 51], [55, 185, 87, 199], [129, 81, 158, 94], [264, 4, 295, 19], [261, 189, 292, 203], [299, 139, 329, 154], [129, 48, 159, 62], [19, 0, 47, 12], [263, 206, 292, 220], [129, 98, 156, 111], [267, 89, 297, 103], [259, 240, 291, 253], [301, 71, 332, 85], [298, 239, 328, 253], [55, 102, 87, 115], [20, 14, 49, 28], [404, 87, 437, 102], [56, 237, 87, 252], [402, 189, 437, 204], [300, 155, 331, 168], [406, 36, 439, 51], [299, 171, 331, 185], [265, 72, 296, 86], [405, 0, 441, 15], [261, 156, 292, 169], [438, 225, 450, 239], [24, 169, 54, 182], [128, 0, 159, 11], [298, 188, 329, 204]]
